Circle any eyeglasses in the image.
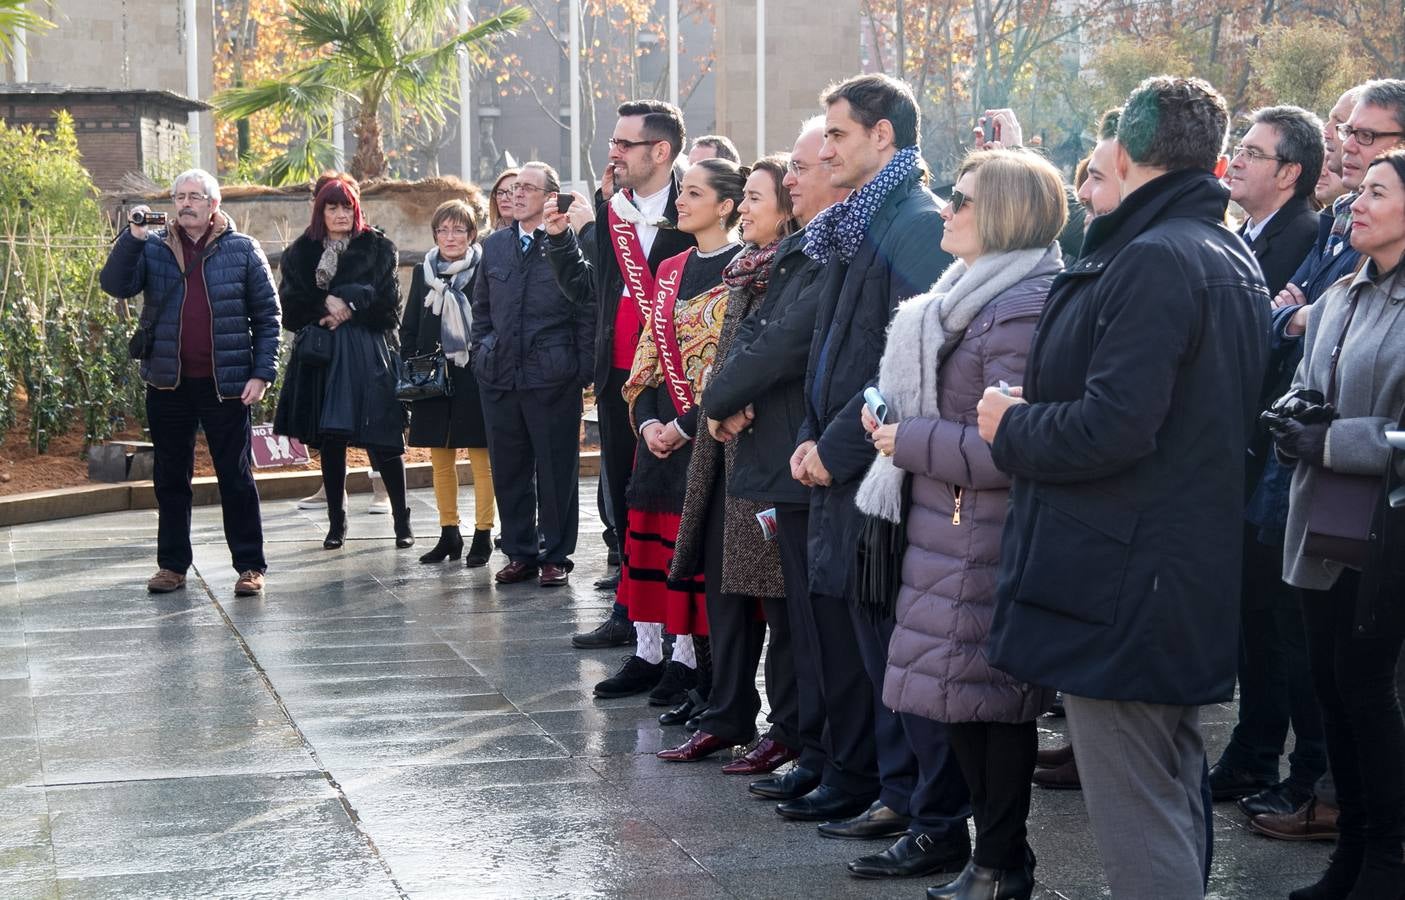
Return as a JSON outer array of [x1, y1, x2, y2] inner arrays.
[[1337, 123, 1405, 147], [1232, 145, 1285, 164], [172, 192, 209, 203], [608, 138, 664, 151], [511, 183, 547, 195], [786, 160, 811, 177], [493, 188, 514, 199], [948, 190, 976, 214], [434, 226, 471, 237]]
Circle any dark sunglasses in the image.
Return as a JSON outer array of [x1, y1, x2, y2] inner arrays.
[[948, 190, 976, 214]]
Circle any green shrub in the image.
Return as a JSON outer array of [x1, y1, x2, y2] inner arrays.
[[0, 112, 143, 453]]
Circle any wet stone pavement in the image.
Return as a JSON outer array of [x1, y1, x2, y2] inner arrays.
[[0, 477, 1330, 898]]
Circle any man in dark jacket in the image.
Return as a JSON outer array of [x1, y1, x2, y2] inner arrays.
[[1210, 104, 1329, 815], [545, 99, 696, 650], [980, 77, 1269, 899], [700, 116, 849, 798], [782, 74, 971, 882], [99, 169, 279, 598], [472, 162, 591, 589]]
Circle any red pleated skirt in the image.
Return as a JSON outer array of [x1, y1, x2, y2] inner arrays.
[[617, 509, 708, 636]]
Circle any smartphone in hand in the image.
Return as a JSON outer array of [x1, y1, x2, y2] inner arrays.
[[864, 386, 892, 425], [556, 193, 574, 215]]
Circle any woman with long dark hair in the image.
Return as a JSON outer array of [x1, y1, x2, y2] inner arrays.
[[275, 174, 413, 550]]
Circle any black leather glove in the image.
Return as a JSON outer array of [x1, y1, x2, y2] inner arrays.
[[1271, 419, 1329, 466]]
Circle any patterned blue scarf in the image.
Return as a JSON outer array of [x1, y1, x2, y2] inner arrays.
[[803, 145, 921, 265]]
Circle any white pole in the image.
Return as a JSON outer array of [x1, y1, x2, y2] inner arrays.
[[332, 103, 345, 167], [668, 0, 679, 108], [13, 15, 27, 82], [458, 0, 473, 180], [184, 0, 201, 163], [569, 0, 581, 190], [756, 0, 765, 159]]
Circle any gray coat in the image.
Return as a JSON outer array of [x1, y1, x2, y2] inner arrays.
[[1284, 263, 1405, 590], [882, 270, 1057, 723]]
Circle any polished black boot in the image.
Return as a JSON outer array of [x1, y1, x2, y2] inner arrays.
[[926, 858, 1034, 900], [465, 529, 493, 568], [393, 508, 414, 549], [323, 509, 348, 550], [419, 526, 463, 563]]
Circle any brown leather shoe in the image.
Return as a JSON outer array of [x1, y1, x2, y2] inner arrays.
[[539, 562, 570, 587], [233, 571, 264, 596], [146, 569, 186, 593], [495, 560, 540, 584], [721, 737, 799, 775], [1032, 757, 1080, 789], [657, 730, 742, 762], [1036, 743, 1075, 769], [1250, 798, 1340, 841]]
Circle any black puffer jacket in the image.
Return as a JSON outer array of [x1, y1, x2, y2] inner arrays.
[[100, 212, 280, 398]]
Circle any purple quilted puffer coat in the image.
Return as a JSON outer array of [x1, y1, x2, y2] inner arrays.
[[881, 270, 1057, 724]]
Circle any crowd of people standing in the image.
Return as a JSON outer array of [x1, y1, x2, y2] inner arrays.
[[101, 68, 1405, 900]]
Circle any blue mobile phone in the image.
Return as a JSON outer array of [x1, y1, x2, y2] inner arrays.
[[864, 386, 891, 425]]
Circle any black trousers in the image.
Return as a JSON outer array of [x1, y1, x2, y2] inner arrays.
[[597, 368, 635, 619], [850, 604, 971, 838], [774, 504, 828, 773], [480, 383, 581, 565], [147, 379, 265, 575], [695, 483, 801, 746], [1219, 525, 1326, 790], [1300, 571, 1405, 849], [947, 721, 1037, 869]]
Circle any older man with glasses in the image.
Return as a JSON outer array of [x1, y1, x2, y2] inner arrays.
[[100, 169, 280, 598]]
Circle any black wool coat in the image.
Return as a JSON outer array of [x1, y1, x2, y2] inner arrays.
[[702, 228, 826, 507], [799, 170, 953, 598], [1241, 193, 1320, 297], [986, 169, 1271, 706], [401, 248, 489, 449]]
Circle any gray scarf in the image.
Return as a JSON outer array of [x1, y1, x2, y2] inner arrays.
[[423, 245, 479, 367], [315, 236, 350, 290], [855, 242, 1062, 522]]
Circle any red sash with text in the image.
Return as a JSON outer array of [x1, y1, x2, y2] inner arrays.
[[607, 196, 657, 326], [651, 250, 695, 417]]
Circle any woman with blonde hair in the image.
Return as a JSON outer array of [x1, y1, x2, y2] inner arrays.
[[858, 148, 1066, 897], [402, 194, 498, 566], [487, 168, 519, 232]]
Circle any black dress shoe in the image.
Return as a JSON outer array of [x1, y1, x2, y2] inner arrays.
[[1208, 762, 1274, 801], [648, 660, 696, 707], [848, 832, 971, 879], [571, 616, 634, 649], [1239, 782, 1314, 819], [749, 766, 822, 801], [927, 857, 1035, 899], [592, 655, 664, 698], [776, 785, 873, 822], [594, 570, 621, 592], [658, 696, 695, 727], [819, 800, 912, 840]]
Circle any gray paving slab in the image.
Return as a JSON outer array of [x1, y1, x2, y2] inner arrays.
[[0, 483, 1347, 898]]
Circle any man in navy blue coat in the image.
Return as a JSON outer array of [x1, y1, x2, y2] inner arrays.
[[100, 169, 280, 598], [980, 77, 1269, 899]]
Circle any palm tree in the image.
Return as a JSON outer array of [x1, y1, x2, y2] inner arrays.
[[0, 0, 53, 60], [213, 0, 528, 183]]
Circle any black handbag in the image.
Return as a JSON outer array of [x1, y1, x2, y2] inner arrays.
[[396, 352, 453, 401], [295, 324, 335, 368]]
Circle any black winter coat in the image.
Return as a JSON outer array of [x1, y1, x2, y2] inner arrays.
[[470, 227, 592, 392], [100, 213, 280, 398], [401, 249, 489, 448], [278, 230, 403, 334], [544, 179, 698, 393], [800, 170, 953, 597], [702, 228, 825, 507], [1241, 193, 1320, 297], [986, 170, 1270, 706]]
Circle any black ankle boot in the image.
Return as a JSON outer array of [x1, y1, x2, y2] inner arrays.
[[1346, 838, 1405, 900], [926, 859, 1034, 900], [1291, 839, 1366, 900], [324, 509, 348, 550], [393, 509, 414, 549], [419, 526, 462, 563], [465, 529, 493, 568]]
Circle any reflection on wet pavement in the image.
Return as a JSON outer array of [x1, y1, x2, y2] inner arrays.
[[0, 481, 1330, 898]]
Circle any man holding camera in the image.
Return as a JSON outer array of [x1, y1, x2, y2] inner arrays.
[[100, 169, 280, 597]]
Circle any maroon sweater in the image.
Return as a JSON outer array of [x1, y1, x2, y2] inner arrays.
[[178, 226, 213, 379]]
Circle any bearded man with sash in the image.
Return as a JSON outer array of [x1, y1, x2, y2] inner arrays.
[[545, 100, 697, 664]]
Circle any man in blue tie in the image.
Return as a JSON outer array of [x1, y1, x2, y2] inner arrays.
[[471, 161, 593, 587]]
